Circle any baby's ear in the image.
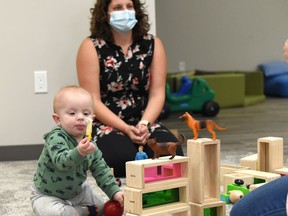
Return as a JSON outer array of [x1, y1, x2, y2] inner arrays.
[[52, 113, 61, 125]]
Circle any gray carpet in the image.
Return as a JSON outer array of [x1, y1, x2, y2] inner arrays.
[[0, 160, 110, 216], [0, 158, 236, 216], [0, 160, 36, 216]]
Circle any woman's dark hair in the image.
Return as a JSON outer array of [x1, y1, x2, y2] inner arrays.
[[90, 0, 150, 43]]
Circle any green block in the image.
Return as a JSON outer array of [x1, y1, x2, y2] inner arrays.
[[254, 178, 265, 184], [204, 207, 217, 216], [142, 188, 179, 208]]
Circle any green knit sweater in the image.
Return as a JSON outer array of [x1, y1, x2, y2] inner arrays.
[[33, 126, 120, 200]]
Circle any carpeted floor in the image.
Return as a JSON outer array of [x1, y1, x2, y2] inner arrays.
[[0, 160, 109, 216], [0, 160, 37, 216], [0, 159, 235, 216], [2, 98, 288, 215]]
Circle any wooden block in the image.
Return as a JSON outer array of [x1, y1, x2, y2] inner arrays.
[[124, 181, 189, 215], [223, 173, 254, 193], [235, 169, 281, 183], [190, 200, 226, 216], [240, 154, 258, 170], [125, 156, 190, 189], [249, 182, 266, 191], [274, 167, 288, 176], [187, 138, 220, 204], [220, 164, 250, 188], [125, 202, 190, 216], [258, 137, 283, 172]]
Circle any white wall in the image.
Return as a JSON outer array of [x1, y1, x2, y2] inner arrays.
[[156, 0, 288, 72], [0, 0, 155, 146], [145, 0, 156, 35]]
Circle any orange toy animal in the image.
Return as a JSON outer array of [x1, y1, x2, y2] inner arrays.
[[179, 112, 226, 140], [146, 133, 186, 159]]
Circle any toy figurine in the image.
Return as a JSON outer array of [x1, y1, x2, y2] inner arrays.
[[179, 112, 226, 140], [135, 146, 148, 160], [146, 133, 186, 160]]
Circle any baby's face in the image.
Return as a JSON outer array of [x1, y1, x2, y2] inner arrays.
[[56, 92, 93, 140]]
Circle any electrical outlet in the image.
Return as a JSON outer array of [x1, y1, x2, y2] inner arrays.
[[34, 71, 48, 93], [179, 61, 186, 72]]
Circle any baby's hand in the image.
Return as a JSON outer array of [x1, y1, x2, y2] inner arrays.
[[112, 191, 124, 207], [77, 138, 96, 157]]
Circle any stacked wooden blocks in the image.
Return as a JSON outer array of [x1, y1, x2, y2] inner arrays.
[[187, 138, 226, 216], [124, 156, 191, 215], [257, 137, 288, 175], [221, 137, 284, 194], [123, 136, 286, 215]]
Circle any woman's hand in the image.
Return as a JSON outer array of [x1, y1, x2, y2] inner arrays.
[[124, 125, 149, 145], [136, 123, 150, 139], [283, 40, 288, 62]]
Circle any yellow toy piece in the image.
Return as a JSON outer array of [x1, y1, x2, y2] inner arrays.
[[86, 118, 93, 141]]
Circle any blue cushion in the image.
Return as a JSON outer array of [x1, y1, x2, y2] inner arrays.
[[264, 74, 288, 97], [259, 60, 288, 77]]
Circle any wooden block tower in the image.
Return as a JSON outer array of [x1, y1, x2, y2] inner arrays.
[[187, 138, 226, 216], [257, 137, 283, 172], [124, 156, 191, 215]]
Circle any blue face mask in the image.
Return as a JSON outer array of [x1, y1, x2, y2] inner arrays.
[[109, 10, 138, 34]]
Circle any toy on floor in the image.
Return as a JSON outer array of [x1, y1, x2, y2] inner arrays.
[[221, 179, 249, 204], [179, 112, 226, 140], [103, 200, 123, 216], [146, 133, 186, 159], [165, 77, 220, 116], [135, 145, 148, 160], [229, 190, 244, 204], [171, 76, 193, 96]]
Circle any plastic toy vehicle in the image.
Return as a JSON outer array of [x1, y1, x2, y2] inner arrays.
[[221, 179, 250, 204], [165, 77, 220, 117]]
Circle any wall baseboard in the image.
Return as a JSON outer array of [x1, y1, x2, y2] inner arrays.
[[0, 144, 43, 161]]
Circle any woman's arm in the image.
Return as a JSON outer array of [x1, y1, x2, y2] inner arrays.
[[140, 36, 167, 124], [76, 38, 145, 144]]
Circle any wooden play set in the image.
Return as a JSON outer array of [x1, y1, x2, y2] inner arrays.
[[122, 135, 287, 216]]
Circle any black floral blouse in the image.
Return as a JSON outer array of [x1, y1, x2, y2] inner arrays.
[[89, 34, 183, 177], [91, 34, 154, 123]]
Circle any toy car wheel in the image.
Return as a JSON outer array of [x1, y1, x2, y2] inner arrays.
[[202, 100, 220, 116]]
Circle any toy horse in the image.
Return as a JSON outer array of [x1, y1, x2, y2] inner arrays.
[[179, 112, 226, 140], [146, 133, 186, 159]]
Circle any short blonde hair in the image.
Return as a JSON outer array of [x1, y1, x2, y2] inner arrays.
[[53, 85, 94, 114]]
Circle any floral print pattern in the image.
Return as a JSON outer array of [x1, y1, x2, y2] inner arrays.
[[89, 35, 183, 177], [90, 34, 171, 141]]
